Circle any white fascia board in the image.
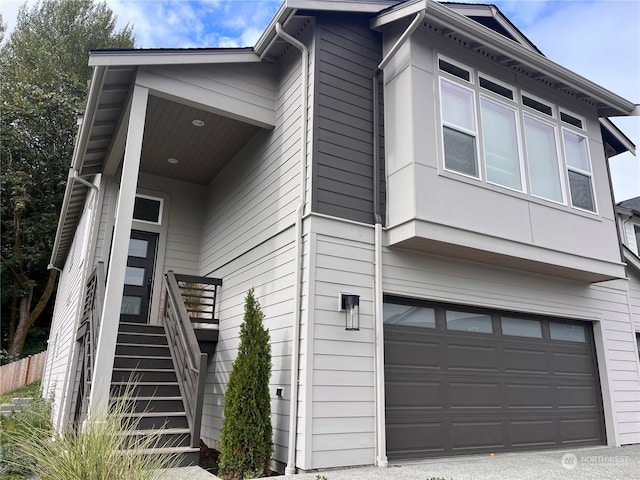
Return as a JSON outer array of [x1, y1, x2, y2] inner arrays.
[[89, 49, 261, 67], [373, 0, 636, 117], [623, 246, 640, 274], [371, 0, 427, 29], [287, 0, 397, 13], [600, 118, 637, 156], [253, 3, 296, 56]]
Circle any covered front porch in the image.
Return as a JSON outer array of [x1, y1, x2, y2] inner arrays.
[[49, 50, 280, 463]]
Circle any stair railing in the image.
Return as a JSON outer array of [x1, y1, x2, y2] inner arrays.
[[163, 271, 221, 448], [73, 261, 106, 427]]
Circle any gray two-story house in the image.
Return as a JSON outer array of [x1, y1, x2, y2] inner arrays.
[[42, 0, 640, 472]]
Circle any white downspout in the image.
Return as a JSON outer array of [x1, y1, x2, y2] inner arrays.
[[274, 22, 308, 476], [372, 10, 425, 468]]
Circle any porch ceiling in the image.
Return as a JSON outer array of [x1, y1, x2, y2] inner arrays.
[[141, 95, 260, 185]]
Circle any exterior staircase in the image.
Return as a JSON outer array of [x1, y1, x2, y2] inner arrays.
[[111, 322, 200, 466]]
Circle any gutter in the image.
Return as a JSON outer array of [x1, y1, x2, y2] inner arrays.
[[372, 9, 425, 468], [48, 66, 106, 270], [271, 22, 308, 476]]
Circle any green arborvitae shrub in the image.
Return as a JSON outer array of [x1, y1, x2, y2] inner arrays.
[[219, 288, 273, 480]]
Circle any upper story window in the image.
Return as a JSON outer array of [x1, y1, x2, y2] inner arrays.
[[437, 55, 597, 214], [634, 224, 640, 254]]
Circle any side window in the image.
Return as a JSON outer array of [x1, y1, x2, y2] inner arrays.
[[440, 78, 479, 178], [634, 224, 640, 254], [563, 129, 595, 212]]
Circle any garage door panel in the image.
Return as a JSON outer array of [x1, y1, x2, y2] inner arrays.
[[557, 384, 600, 407], [451, 421, 504, 451], [552, 351, 595, 375], [506, 384, 554, 407], [510, 419, 556, 446], [449, 382, 501, 407], [386, 423, 445, 457], [560, 418, 603, 443], [385, 381, 442, 407], [384, 338, 440, 368], [503, 348, 548, 374], [446, 343, 499, 371]]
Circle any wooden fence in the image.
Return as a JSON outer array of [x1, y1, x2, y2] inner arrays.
[[0, 351, 47, 395]]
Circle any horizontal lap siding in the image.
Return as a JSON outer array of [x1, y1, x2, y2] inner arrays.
[[311, 217, 376, 469], [198, 28, 313, 467], [313, 14, 384, 225], [44, 188, 98, 429], [384, 248, 640, 446]]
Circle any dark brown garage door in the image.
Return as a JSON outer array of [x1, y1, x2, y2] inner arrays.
[[384, 297, 605, 460]]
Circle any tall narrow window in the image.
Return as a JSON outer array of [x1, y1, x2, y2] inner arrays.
[[563, 129, 595, 212], [441, 79, 478, 177], [524, 115, 563, 203], [634, 225, 640, 254], [481, 97, 522, 190]]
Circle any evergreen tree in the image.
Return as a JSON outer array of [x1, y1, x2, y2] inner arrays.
[[219, 289, 273, 480], [0, 0, 134, 359]]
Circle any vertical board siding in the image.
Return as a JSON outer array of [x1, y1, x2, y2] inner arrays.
[[42, 190, 96, 429], [313, 13, 385, 225], [197, 26, 314, 468], [0, 351, 48, 395]]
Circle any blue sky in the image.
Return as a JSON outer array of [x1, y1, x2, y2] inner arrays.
[[2, 0, 638, 200]]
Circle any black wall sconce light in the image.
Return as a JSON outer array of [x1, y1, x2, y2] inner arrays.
[[339, 293, 360, 331]]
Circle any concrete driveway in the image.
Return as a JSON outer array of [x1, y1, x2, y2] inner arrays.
[[168, 445, 640, 479]]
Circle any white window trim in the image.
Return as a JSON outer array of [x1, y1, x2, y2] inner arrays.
[[133, 193, 164, 225], [559, 108, 586, 130]]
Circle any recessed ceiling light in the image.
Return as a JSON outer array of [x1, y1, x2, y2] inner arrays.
[[192, 119, 205, 127], [167, 157, 179, 164]]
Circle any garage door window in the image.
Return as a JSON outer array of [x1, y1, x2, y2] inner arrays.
[[383, 303, 436, 329], [549, 321, 586, 342], [446, 310, 492, 333], [501, 316, 542, 338]]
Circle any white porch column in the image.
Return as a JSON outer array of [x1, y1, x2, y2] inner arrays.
[[88, 84, 149, 416]]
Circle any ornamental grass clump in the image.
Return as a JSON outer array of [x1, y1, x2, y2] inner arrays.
[[219, 288, 273, 480], [1, 386, 181, 480]]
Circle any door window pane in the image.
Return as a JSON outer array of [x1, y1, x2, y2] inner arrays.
[[501, 317, 542, 338], [446, 310, 492, 333], [124, 266, 145, 286], [128, 239, 148, 258], [481, 98, 521, 190], [525, 115, 562, 202], [121, 296, 142, 315], [550, 322, 585, 342], [444, 127, 478, 177], [383, 303, 436, 328]]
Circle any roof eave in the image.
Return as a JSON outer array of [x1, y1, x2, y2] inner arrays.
[[372, 0, 636, 118], [89, 48, 261, 67]]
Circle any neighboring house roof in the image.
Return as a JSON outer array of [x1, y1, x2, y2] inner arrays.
[[49, 0, 639, 270], [618, 196, 640, 215]]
